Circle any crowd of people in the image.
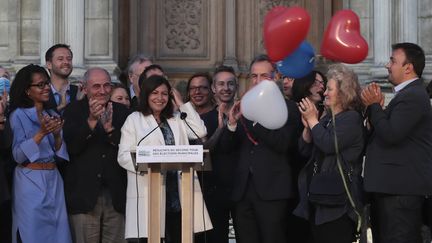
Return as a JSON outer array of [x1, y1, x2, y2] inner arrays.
[[0, 41, 432, 243]]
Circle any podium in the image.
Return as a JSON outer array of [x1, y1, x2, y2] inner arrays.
[[131, 145, 210, 243]]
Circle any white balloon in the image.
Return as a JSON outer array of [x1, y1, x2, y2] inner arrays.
[[241, 80, 288, 130]]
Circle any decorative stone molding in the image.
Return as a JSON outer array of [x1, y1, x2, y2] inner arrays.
[[159, 0, 207, 57]]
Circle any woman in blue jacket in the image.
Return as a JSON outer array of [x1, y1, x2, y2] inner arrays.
[[9, 64, 71, 243]]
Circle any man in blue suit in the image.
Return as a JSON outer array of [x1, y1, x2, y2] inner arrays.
[[362, 42, 432, 243]]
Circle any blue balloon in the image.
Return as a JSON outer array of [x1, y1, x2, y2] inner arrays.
[[276, 41, 315, 79]]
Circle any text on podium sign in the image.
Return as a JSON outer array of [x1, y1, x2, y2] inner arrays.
[[136, 145, 204, 163]]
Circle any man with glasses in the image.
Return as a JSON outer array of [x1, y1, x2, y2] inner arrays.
[[362, 42, 432, 243], [45, 44, 79, 113], [219, 55, 301, 243], [63, 67, 130, 243], [126, 53, 153, 110]]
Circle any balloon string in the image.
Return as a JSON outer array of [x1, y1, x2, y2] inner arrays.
[[331, 111, 362, 234]]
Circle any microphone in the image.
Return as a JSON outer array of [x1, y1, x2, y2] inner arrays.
[[180, 111, 204, 144], [133, 119, 164, 239], [134, 121, 164, 172], [137, 121, 163, 146], [180, 111, 209, 233]]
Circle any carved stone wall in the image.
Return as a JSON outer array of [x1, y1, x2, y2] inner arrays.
[[419, 0, 432, 62], [159, 0, 206, 57]]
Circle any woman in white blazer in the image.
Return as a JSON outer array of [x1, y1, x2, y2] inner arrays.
[[118, 75, 212, 242]]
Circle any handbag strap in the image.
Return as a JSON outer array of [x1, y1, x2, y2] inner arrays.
[[331, 111, 362, 235]]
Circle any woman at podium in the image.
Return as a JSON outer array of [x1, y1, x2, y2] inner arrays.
[[118, 75, 212, 243]]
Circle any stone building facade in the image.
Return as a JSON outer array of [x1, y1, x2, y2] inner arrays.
[[0, 0, 431, 93]]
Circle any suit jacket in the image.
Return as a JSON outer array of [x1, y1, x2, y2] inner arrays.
[[46, 84, 78, 113], [364, 79, 432, 195], [117, 102, 212, 238], [62, 98, 130, 214], [219, 99, 301, 201]]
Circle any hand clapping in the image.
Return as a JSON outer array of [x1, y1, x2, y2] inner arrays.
[[88, 98, 106, 121], [40, 114, 64, 136], [361, 82, 384, 107], [228, 100, 242, 126], [298, 98, 319, 128]]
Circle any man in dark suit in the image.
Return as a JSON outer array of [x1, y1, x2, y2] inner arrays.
[[63, 67, 130, 243], [219, 55, 301, 243], [45, 44, 79, 113], [362, 42, 432, 243]]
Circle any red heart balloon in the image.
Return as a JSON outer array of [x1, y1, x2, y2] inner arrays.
[[264, 6, 310, 63], [321, 10, 369, 64]]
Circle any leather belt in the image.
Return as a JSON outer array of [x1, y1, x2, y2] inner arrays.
[[19, 162, 56, 170]]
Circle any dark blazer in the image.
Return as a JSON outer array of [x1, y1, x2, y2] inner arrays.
[[364, 79, 432, 195], [62, 98, 130, 214], [46, 84, 79, 113], [294, 110, 365, 225], [198, 107, 236, 197], [219, 100, 301, 201], [0, 121, 12, 203]]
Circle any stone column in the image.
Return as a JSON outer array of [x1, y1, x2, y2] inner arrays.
[[223, 0, 238, 69], [64, 0, 85, 68], [40, 0, 55, 65], [396, 0, 418, 43], [371, 0, 392, 77]]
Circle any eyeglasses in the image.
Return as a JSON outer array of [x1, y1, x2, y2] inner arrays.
[[189, 86, 209, 93], [29, 80, 50, 89], [314, 79, 324, 86]]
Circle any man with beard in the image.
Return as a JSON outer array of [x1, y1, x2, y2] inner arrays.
[[362, 43, 432, 243], [45, 44, 79, 113], [63, 67, 130, 243]]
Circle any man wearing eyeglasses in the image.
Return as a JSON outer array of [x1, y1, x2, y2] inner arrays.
[[45, 44, 79, 113], [219, 55, 301, 243], [62, 67, 130, 243]]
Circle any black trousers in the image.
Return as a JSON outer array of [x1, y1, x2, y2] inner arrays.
[[233, 179, 289, 243], [194, 187, 235, 243], [0, 200, 11, 243], [370, 193, 424, 243], [310, 214, 355, 243]]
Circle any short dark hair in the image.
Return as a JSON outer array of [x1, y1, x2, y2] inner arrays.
[[392, 42, 425, 78], [213, 65, 237, 82], [249, 54, 276, 71], [138, 75, 174, 119], [111, 83, 129, 95], [143, 64, 164, 78], [45, 44, 73, 62], [139, 64, 165, 88], [10, 64, 50, 110], [185, 72, 212, 102]]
